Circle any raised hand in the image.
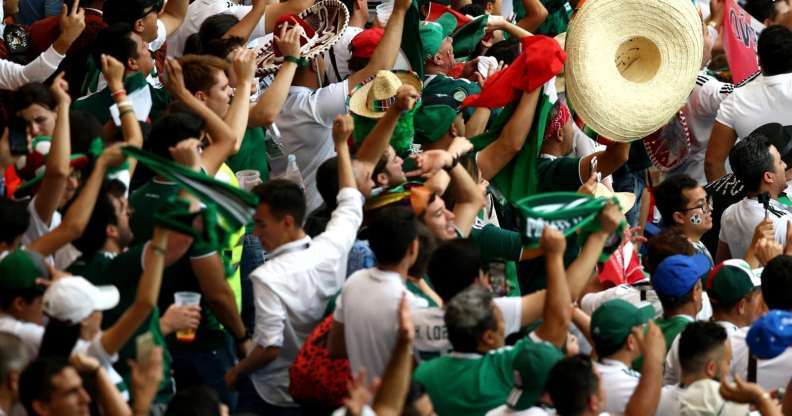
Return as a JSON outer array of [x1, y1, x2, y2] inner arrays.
[[232, 48, 257, 85], [393, 85, 419, 113], [405, 150, 454, 179], [597, 203, 624, 235], [577, 172, 597, 196], [343, 369, 380, 416], [168, 139, 202, 171], [97, 143, 127, 169], [540, 225, 566, 255], [632, 320, 666, 366], [275, 21, 303, 59], [163, 58, 189, 100], [332, 114, 354, 146], [49, 72, 71, 105], [58, 0, 86, 46], [101, 54, 126, 92]]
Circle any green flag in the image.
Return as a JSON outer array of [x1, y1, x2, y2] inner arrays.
[[452, 15, 489, 62], [402, 0, 425, 78], [122, 146, 258, 231], [470, 81, 556, 202]]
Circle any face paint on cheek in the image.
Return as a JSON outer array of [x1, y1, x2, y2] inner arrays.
[[690, 214, 702, 225]]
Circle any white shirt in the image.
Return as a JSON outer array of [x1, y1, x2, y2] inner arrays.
[[655, 384, 685, 416], [720, 198, 792, 259], [663, 320, 741, 386], [333, 268, 428, 382], [0, 314, 44, 359], [0, 45, 64, 90], [148, 19, 168, 53], [412, 297, 522, 359], [486, 405, 553, 416], [731, 325, 792, 392], [593, 358, 641, 414], [580, 281, 714, 322], [669, 73, 732, 185], [275, 82, 350, 212], [249, 187, 363, 406], [715, 73, 792, 138], [166, 0, 267, 57], [324, 26, 364, 84]]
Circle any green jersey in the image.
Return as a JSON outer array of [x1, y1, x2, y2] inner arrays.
[[226, 127, 270, 182]]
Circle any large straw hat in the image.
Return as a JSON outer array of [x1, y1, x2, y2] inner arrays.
[[255, 0, 349, 76], [554, 32, 567, 93], [564, 0, 703, 143], [349, 70, 423, 118]]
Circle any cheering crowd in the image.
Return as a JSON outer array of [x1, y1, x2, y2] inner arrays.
[[3, 0, 792, 414]]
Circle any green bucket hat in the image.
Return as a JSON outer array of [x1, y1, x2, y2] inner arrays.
[[507, 341, 564, 410], [419, 12, 457, 59], [0, 250, 50, 293], [591, 299, 654, 355], [515, 192, 626, 261]]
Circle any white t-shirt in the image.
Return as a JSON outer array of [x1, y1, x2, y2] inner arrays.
[[580, 281, 713, 322], [166, 0, 267, 57], [715, 73, 792, 139], [731, 325, 792, 392], [592, 359, 641, 414], [324, 26, 365, 84], [0, 314, 44, 359], [720, 198, 792, 259], [275, 82, 350, 212], [20, 196, 81, 269], [334, 268, 429, 382], [669, 73, 732, 185], [655, 384, 685, 416], [412, 296, 522, 360], [148, 19, 168, 53]]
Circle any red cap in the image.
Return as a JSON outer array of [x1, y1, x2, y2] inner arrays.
[[350, 28, 384, 59], [273, 15, 316, 57]]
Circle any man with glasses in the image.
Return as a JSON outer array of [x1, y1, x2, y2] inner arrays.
[[654, 174, 715, 263]]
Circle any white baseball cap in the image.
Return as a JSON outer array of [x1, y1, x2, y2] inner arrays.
[[43, 276, 120, 325]]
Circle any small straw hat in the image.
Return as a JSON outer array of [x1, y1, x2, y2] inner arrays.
[[564, 0, 703, 142], [593, 182, 636, 214], [349, 70, 423, 118]]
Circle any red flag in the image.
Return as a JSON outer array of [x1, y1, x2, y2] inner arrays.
[[426, 2, 471, 29], [597, 241, 645, 287], [723, 0, 764, 84]]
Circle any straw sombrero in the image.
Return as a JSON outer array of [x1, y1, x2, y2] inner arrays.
[[255, 0, 349, 76], [593, 182, 636, 214], [564, 0, 703, 143], [349, 70, 423, 118], [554, 32, 566, 93]]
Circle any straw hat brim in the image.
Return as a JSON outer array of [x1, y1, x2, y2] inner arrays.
[[554, 32, 566, 94], [349, 71, 424, 118], [593, 183, 636, 214], [255, 0, 349, 76], [565, 0, 703, 143]]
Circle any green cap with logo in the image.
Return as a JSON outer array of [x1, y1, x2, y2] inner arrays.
[[419, 12, 457, 59], [703, 259, 761, 307], [0, 250, 50, 292], [591, 299, 654, 355], [507, 341, 564, 410]]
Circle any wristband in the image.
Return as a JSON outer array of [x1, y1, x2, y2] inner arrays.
[[112, 89, 127, 98], [151, 245, 167, 256], [443, 155, 460, 172], [119, 107, 135, 118], [283, 55, 308, 67]]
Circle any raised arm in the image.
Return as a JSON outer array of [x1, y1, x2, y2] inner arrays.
[[69, 354, 131, 416], [580, 141, 630, 180], [165, 58, 236, 176], [487, 15, 533, 40], [224, 49, 256, 153], [225, 1, 267, 41], [334, 114, 357, 190], [534, 225, 572, 348], [102, 54, 143, 177], [566, 203, 623, 300], [516, 0, 549, 32], [158, 0, 188, 37], [705, 121, 737, 182], [355, 86, 419, 170], [372, 295, 415, 416], [100, 227, 173, 356], [27, 144, 126, 257], [248, 23, 301, 127], [33, 73, 72, 225], [476, 89, 541, 180], [347, 0, 411, 87], [624, 321, 665, 416]]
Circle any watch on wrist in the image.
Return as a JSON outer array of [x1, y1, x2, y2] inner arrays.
[[443, 155, 460, 172], [235, 329, 252, 344]]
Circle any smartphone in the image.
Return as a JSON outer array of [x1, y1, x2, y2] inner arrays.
[[8, 117, 28, 156]]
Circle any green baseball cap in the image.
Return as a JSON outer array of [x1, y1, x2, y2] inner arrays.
[[508, 341, 564, 410], [702, 259, 760, 307], [591, 299, 654, 355], [413, 104, 458, 144], [0, 250, 49, 292], [419, 12, 457, 59]]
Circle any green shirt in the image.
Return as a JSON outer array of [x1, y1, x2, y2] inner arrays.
[[70, 246, 175, 403], [226, 127, 270, 182], [414, 338, 536, 416], [129, 179, 228, 349], [656, 315, 694, 352], [72, 72, 171, 126]]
